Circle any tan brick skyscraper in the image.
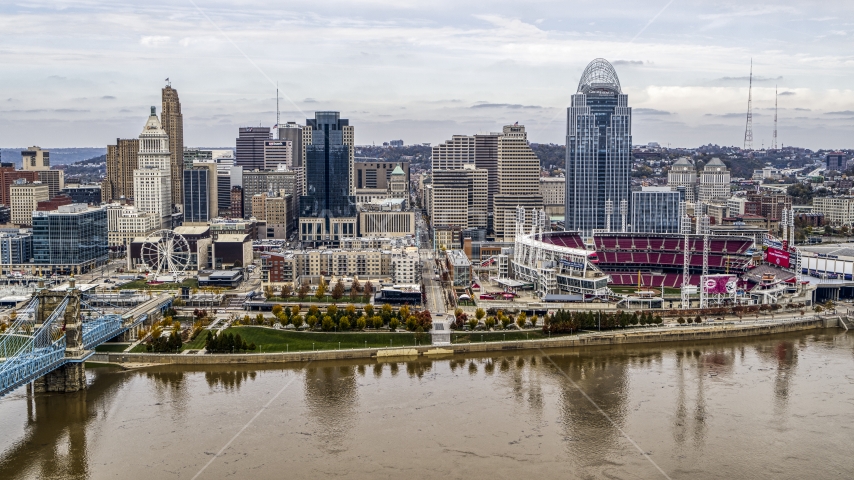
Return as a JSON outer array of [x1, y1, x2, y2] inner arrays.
[[103, 138, 139, 202], [161, 84, 183, 206]]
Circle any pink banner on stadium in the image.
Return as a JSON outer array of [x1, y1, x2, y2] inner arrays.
[[702, 275, 735, 294], [766, 247, 790, 268]]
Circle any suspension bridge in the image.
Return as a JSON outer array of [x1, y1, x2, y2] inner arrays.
[[0, 279, 173, 398]]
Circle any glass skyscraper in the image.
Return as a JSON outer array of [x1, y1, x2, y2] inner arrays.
[[631, 187, 684, 234], [299, 112, 356, 244], [565, 58, 632, 237], [183, 166, 215, 223], [32, 204, 108, 271]]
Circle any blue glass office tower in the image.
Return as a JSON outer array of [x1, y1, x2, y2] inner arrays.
[[565, 58, 632, 237], [32, 204, 108, 273], [299, 112, 356, 245], [183, 166, 214, 223]]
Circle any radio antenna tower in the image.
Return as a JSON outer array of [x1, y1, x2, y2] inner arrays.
[[743, 59, 754, 151], [276, 82, 280, 129], [772, 85, 778, 150]]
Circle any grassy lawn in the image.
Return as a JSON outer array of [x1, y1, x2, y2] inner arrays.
[[215, 326, 430, 352], [181, 333, 209, 351], [95, 343, 131, 353], [129, 344, 148, 353], [118, 278, 199, 290], [451, 330, 561, 344]]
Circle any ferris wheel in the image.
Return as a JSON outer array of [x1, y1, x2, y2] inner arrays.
[[141, 230, 191, 280]]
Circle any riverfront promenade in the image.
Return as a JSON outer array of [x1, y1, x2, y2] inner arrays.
[[91, 314, 843, 367]]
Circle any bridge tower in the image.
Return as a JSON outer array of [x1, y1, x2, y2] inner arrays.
[[33, 278, 85, 393]]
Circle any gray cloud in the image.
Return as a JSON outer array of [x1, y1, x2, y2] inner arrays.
[[470, 103, 541, 109], [303, 98, 318, 103], [717, 76, 783, 82], [612, 60, 643, 66], [705, 112, 764, 118], [634, 108, 671, 115], [47, 75, 66, 81], [101, 95, 116, 100], [779, 91, 796, 96], [826, 110, 854, 115]]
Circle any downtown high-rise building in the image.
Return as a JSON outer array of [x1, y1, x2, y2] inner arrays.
[[667, 157, 697, 204], [298, 111, 356, 245], [698, 158, 731, 205], [161, 85, 183, 206], [183, 163, 218, 223], [277, 122, 310, 170], [104, 138, 140, 202], [493, 124, 543, 241], [236, 127, 271, 170], [133, 107, 172, 228], [431, 126, 538, 239], [21, 146, 50, 171], [565, 58, 632, 237]]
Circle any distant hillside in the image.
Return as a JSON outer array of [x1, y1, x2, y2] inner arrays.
[[0, 147, 106, 168], [355, 145, 432, 170], [531, 143, 565, 173]]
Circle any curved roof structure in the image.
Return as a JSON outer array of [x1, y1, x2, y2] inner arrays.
[[577, 58, 622, 94]]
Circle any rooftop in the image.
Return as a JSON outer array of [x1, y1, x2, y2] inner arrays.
[[215, 233, 249, 243], [577, 58, 622, 95], [446, 249, 471, 267]]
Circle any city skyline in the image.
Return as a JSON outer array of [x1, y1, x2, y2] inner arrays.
[[1, 1, 854, 149]]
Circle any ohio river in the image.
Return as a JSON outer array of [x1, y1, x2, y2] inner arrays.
[[1, 330, 853, 479]]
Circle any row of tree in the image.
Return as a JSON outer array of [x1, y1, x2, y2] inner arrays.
[[264, 278, 375, 302], [205, 331, 256, 353], [239, 303, 433, 332], [146, 330, 183, 352], [544, 310, 663, 334]]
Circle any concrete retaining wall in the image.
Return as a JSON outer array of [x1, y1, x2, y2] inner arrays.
[[92, 317, 835, 366]]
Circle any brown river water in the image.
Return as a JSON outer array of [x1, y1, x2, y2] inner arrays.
[[1, 329, 853, 479]]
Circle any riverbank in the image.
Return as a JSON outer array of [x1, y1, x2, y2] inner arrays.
[[92, 315, 843, 366]]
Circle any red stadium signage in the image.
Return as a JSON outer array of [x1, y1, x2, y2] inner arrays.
[[766, 247, 790, 268], [702, 275, 736, 294]]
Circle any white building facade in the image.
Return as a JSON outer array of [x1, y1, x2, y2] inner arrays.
[[134, 107, 172, 228]]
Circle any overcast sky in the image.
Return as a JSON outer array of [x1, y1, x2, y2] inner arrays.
[[1, 0, 853, 150]]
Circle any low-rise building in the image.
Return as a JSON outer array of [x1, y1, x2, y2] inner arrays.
[[813, 197, 854, 226], [107, 205, 159, 249], [359, 210, 415, 237], [540, 177, 565, 216], [260, 248, 393, 285], [391, 248, 420, 284], [0, 231, 33, 265], [10, 181, 49, 226], [445, 249, 471, 287], [211, 233, 252, 269]]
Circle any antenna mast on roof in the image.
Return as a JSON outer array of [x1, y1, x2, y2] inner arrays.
[[743, 59, 754, 151], [772, 85, 778, 150], [276, 82, 280, 131]]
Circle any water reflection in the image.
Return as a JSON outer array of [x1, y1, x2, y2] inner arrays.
[[0, 368, 130, 480], [754, 340, 799, 417], [303, 365, 359, 451], [543, 351, 634, 460], [203, 368, 258, 391], [0, 330, 851, 480]]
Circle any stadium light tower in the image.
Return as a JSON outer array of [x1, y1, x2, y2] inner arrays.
[[680, 201, 692, 309], [605, 200, 613, 234], [620, 199, 628, 233]]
